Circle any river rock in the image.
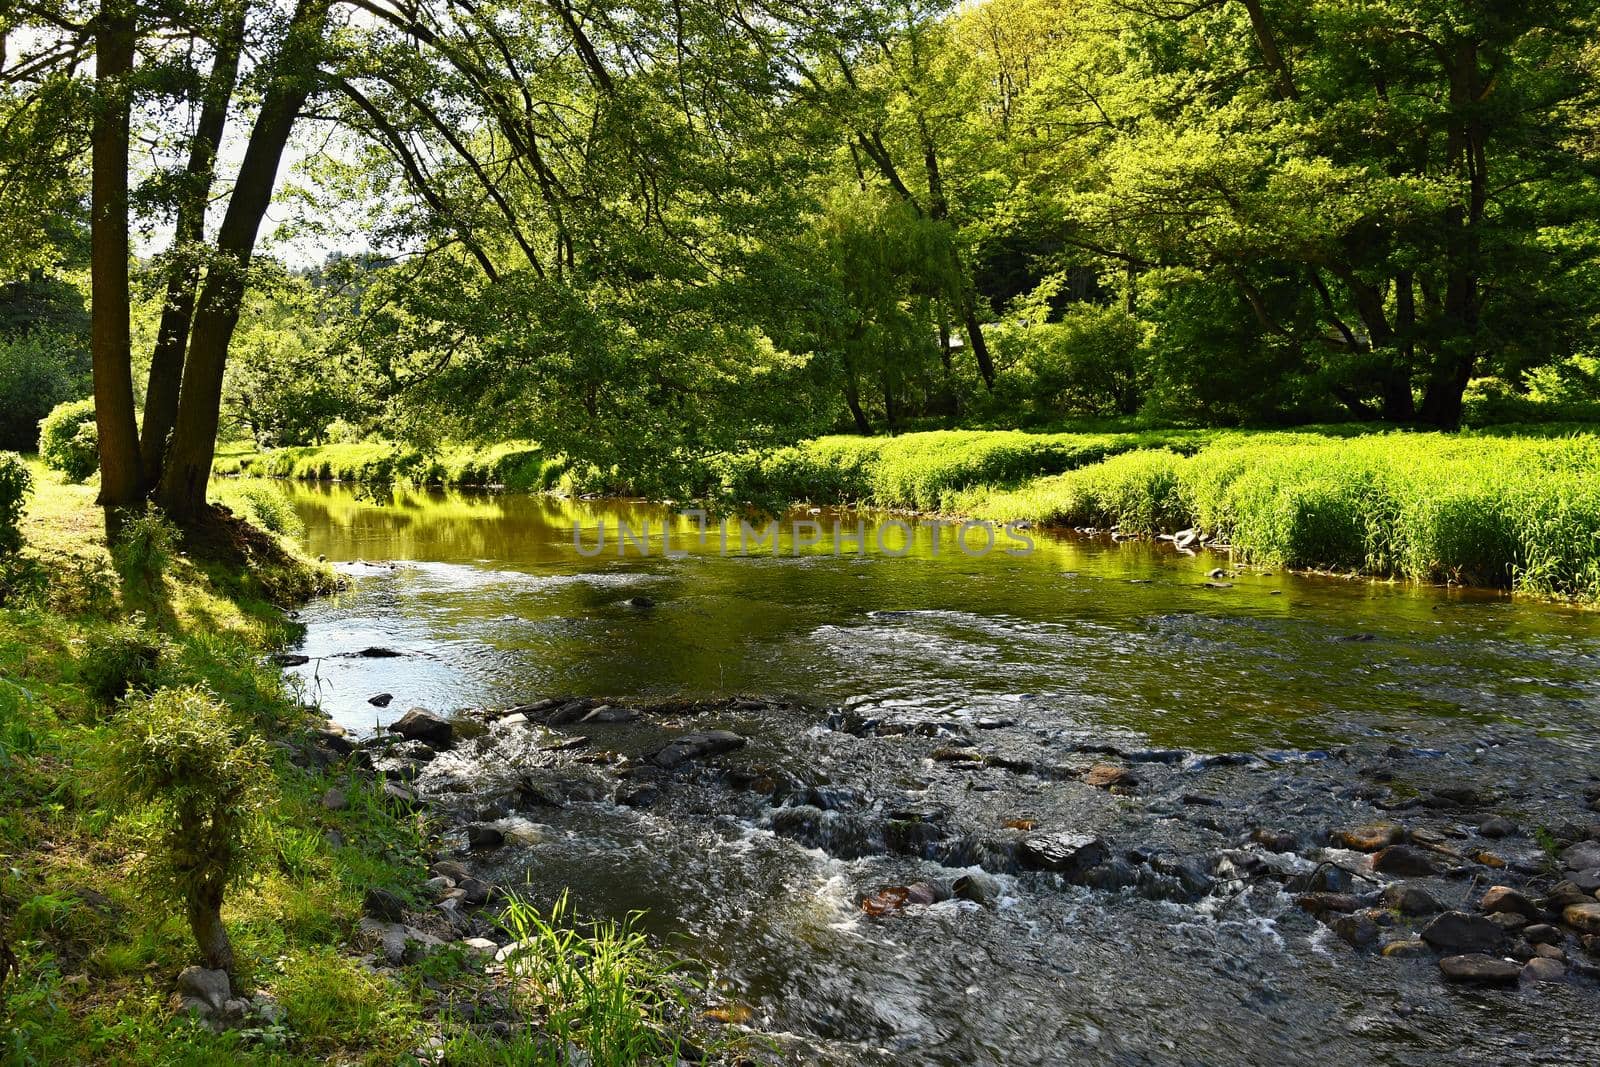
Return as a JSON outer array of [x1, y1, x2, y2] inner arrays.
[[1381, 939, 1430, 958], [362, 887, 407, 922], [1421, 911, 1507, 955], [1250, 828, 1298, 852], [269, 653, 310, 667], [390, 709, 454, 749], [1533, 943, 1566, 960], [1019, 832, 1107, 878], [1521, 957, 1567, 983], [1331, 913, 1380, 948], [368, 693, 393, 707], [1561, 841, 1600, 872], [1439, 954, 1520, 985], [466, 824, 505, 851], [580, 706, 640, 724], [1523, 923, 1560, 944], [382, 781, 421, 809], [177, 966, 230, 1014], [649, 731, 746, 768], [1382, 883, 1443, 917], [1568, 868, 1600, 893], [1294, 864, 1354, 894], [1333, 823, 1404, 852], [1081, 763, 1137, 789], [1563, 901, 1600, 935], [1373, 844, 1442, 876], [1543, 881, 1592, 910], [1298, 892, 1360, 916], [953, 871, 1001, 906], [458, 876, 493, 905], [1478, 816, 1516, 838], [1480, 886, 1541, 920]]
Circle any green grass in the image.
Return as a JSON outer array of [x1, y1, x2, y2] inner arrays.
[[215, 440, 568, 493]]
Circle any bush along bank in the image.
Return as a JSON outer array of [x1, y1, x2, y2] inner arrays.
[[215, 439, 568, 492], [0, 461, 713, 1063]]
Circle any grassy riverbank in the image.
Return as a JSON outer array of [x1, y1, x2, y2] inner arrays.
[[0, 464, 695, 1062]]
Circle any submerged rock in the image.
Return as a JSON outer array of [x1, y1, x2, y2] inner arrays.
[[953, 871, 1002, 906], [1372, 844, 1442, 876], [1333, 823, 1405, 852], [649, 731, 746, 769], [1439, 954, 1520, 985]]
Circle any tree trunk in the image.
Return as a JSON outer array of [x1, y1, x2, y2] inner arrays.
[[962, 303, 996, 391], [842, 361, 870, 434], [186, 884, 234, 974], [90, 0, 143, 510], [158, 0, 332, 519], [140, 18, 245, 488]]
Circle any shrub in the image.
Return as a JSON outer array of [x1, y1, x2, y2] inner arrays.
[[110, 507, 180, 596], [105, 685, 269, 972], [0, 331, 86, 452], [0, 451, 30, 556], [38, 398, 98, 482], [81, 623, 163, 705]]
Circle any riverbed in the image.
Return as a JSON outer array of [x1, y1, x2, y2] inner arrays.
[[267, 480, 1600, 1065]]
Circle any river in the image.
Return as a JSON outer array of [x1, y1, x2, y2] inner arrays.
[[266, 480, 1600, 1065]]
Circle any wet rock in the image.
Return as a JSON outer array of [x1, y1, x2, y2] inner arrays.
[[1081, 763, 1138, 790], [1297, 893, 1361, 917], [1569, 868, 1600, 893], [1478, 816, 1516, 838], [311, 729, 355, 757], [1251, 829, 1298, 852], [580, 706, 640, 725], [269, 653, 310, 667], [177, 966, 230, 1014], [1421, 911, 1507, 955], [381, 781, 421, 810], [368, 693, 394, 707], [1422, 784, 1485, 810], [1561, 841, 1600, 872], [975, 717, 1015, 730], [860, 886, 915, 917], [618, 785, 660, 809], [1292, 864, 1354, 895], [1372, 844, 1442, 877], [1381, 939, 1430, 958], [466, 825, 505, 851], [1018, 832, 1107, 879], [1523, 923, 1560, 945], [1479, 886, 1541, 920], [355, 646, 405, 658], [931, 746, 985, 764], [1381, 883, 1443, 917], [1439, 954, 1520, 985], [545, 700, 595, 726], [624, 595, 655, 608], [432, 860, 471, 881], [363, 887, 406, 923], [1543, 881, 1592, 911], [1079, 858, 1141, 892], [1563, 901, 1600, 935], [424, 876, 455, 901], [1521, 957, 1567, 984], [390, 709, 454, 750], [952, 871, 1001, 906], [1533, 943, 1566, 960], [321, 787, 348, 811], [458, 877, 493, 906], [1147, 854, 1214, 900], [1331, 913, 1379, 949], [649, 731, 746, 769], [1487, 912, 1530, 933], [1333, 823, 1404, 852]]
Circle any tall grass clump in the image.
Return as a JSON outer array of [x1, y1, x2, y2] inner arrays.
[[494, 890, 697, 1064]]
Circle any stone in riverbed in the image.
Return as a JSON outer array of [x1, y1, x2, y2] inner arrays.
[[1479, 886, 1542, 920], [1018, 832, 1107, 878], [389, 709, 454, 749], [1563, 901, 1600, 935], [1569, 868, 1600, 893], [1421, 911, 1507, 955], [1330, 913, 1379, 949], [953, 871, 1001, 906], [1081, 763, 1137, 789], [1298, 892, 1360, 917], [1381, 883, 1444, 917], [1439, 954, 1520, 985], [1381, 939, 1431, 958], [1478, 815, 1516, 838], [1332, 823, 1404, 852], [1542, 881, 1592, 911], [648, 731, 746, 769], [1373, 844, 1442, 876], [1520, 957, 1567, 984], [465, 824, 505, 851], [1560, 841, 1600, 872], [368, 693, 393, 707], [1523, 923, 1560, 945], [1250, 828, 1298, 853]]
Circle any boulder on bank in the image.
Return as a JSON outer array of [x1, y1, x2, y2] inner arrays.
[[389, 708, 454, 749]]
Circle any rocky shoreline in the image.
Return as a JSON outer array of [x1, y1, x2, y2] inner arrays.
[[267, 688, 1600, 1059]]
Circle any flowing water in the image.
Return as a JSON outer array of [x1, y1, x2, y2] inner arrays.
[[266, 480, 1600, 1065]]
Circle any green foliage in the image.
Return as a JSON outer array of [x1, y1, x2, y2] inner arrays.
[[81, 622, 163, 706], [0, 450, 31, 556], [110, 507, 180, 597], [103, 686, 270, 952], [990, 304, 1151, 419], [495, 890, 697, 1065], [37, 398, 98, 482], [275, 948, 421, 1054], [0, 330, 88, 452]]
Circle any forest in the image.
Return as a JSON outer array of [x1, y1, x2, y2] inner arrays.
[[4, 1, 1600, 1064]]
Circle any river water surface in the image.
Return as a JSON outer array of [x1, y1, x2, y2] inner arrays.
[[266, 481, 1600, 1065]]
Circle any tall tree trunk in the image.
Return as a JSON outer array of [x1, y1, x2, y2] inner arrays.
[[140, 15, 246, 488], [842, 357, 870, 434], [961, 303, 996, 391], [158, 0, 331, 519], [1420, 40, 1485, 429], [90, 0, 143, 511]]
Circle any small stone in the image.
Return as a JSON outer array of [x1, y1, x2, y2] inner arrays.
[[176, 966, 230, 1013], [460, 937, 498, 954], [466, 824, 505, 851], [1520, 957, 1567, 984], [1297, 893, 1360, 917], [1330, 913, 1379, 948], [368, 693, 394, 707], [321, 787, 348, 811], [1560, 841, 1600, 872], [624, 595, 655, 608], [1479, 886, 1541, 920], [1332, 823, 1404, 852], [1523, 923, 1560, 945], [432, 859, 471, 881], [1381, 939, 1430, 958], [1250, 828, 1297, 852], [1381, 883, 1443, 917], [1543, 881, 1592, 910], [1478, 816, 1516, 838], [1018, 832, 1108, 879], [1562, 901, 1600, 935], [269, 653, 310, 667], [1487, 911, 1529, 932], [457, 877, 492, 905], [382, 781, 420, 809], [1081, 763, 1137, 789], [424, 875, 455, 900], [362, 887, 406, 922], [1421, 911, 1507, 955], [1438, 954, 1520, 985], [952, 872, 1001, 906], [1533, 943, 1566, 960], [648, 731, 746, 769], [1372, 844, 1442, 876], [389, 709, 454, 750], [1569, 868, 1600, 893]]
